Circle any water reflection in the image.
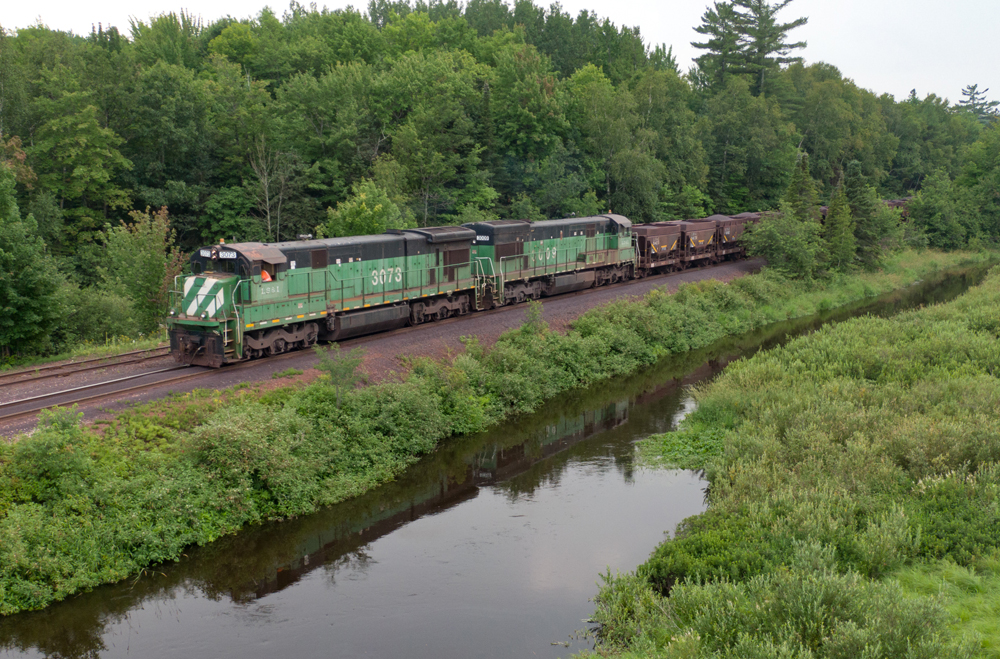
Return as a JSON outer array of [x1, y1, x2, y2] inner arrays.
[[0, 262, 991, 659]]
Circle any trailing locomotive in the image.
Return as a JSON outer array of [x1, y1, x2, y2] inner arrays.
[[167, 213, 752, 367]]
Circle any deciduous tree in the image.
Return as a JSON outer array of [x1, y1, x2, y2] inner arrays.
[[99, 207, 183, 332], [0, 164, 64, 355]]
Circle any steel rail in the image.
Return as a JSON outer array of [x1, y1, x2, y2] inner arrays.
[[0, 347, 171, 385]]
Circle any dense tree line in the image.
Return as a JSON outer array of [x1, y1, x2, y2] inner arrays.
[[0, 0, 997, 356]]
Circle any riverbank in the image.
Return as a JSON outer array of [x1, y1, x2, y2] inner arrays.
[[592, 264, 1000, 658], [0, 249, 992, 616]]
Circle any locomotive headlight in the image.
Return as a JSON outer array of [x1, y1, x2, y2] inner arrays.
[[200, 312, 208, 319], [169, 309, 175, 316]]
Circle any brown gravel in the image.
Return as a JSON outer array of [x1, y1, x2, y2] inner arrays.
[[353, 257, 764, 382], [0, 258, 762, 437]]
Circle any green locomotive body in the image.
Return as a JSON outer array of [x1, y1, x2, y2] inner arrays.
[[168, 214, 641, 367], [462, 214, 635, 303], [168, 227, 481, 367]]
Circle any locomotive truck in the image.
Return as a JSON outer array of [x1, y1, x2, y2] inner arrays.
[[167, 213, 751, 367]]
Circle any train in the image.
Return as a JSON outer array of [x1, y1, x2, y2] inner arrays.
[[167, 213, 757, 367]]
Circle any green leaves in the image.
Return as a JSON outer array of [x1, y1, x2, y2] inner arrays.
[[745, 204, 823, 279], [637, 266, 1000, 607], [30, 103, 132, 242], [321, 178, 412, 237], [0, 164, 65, 354], [99, 207, 183, 332]]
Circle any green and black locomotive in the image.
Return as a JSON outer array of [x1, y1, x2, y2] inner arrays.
[[167, 213, 749, 367], [167, 215, 641, 366]]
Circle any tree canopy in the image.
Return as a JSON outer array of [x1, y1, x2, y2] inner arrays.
[[1, 0, 998, 357]]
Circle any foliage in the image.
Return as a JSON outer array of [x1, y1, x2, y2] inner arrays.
[[312, 342, 366, 408], [822, 184, 855, 271], [593, 543, 979, 659], [699, 76, 796, 212], [99, 207, 184, 332], [0, 164, 65, 356], [660, 185, 712, 221], [320, 178, 413, 237], [692, 0, 808, 98], [895, 558, 1000, 657], [29, 104, 133, 244], [845, 160, 900, 267], [783, 151, 818, 222], [603, 266, 1000, 656], [3, 0, 1000, 359], [745, 202, 823, 278], [958, 84, 999, 126], [732, 0, 809, 97], [0, 248, 985, 614], [907, 169, 975, 250]]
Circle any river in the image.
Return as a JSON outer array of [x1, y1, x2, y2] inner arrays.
[[0, 263, 990, 659]]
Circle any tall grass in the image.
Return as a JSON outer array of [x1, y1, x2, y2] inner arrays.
[[0, 250, 992, 616], [591, 265, 1000, 657]]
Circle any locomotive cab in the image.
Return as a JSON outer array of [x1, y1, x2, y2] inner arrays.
[[168, 244, 249, 367]]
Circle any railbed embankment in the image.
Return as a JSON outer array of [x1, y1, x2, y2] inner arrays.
[[0, 249, 992, 616]]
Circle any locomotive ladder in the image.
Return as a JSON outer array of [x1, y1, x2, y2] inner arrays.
[[471, 258, 495, 310]]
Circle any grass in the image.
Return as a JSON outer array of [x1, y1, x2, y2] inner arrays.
[[272, 368, 304, 379], [895, 557, 1000, 658], [589, 263, 1000, 658], [0, 332, 168, 372], [0, 249, 994, 617]]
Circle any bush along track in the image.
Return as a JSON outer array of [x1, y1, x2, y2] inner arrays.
[[593, 265, 1000, 658], [0, 249, 992, 616]]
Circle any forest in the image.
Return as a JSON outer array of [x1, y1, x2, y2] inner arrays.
[[0, 0, 998, 356]]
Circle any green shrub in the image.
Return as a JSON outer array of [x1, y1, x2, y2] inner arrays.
[[0, 252, 991, 615], [616, 266, 1000, 657], [595, 543, 979, 659]]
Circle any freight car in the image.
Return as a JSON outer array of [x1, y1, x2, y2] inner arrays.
[[167, 213, 751, 367]]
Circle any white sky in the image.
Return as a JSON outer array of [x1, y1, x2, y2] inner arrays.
[[3, 0, 998, 103]]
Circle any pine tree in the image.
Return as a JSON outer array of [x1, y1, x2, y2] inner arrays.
[[823, 184, 855, 271], [959, 84, 999, 126], [784, 151, 818, 223], [732, 0, 807, 96], [691, 2, 743, 91], [844, 160, 884, 267], [0, 164, 65, 355]]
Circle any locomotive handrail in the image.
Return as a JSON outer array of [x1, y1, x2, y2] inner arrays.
[[286, 261, 483, 311]]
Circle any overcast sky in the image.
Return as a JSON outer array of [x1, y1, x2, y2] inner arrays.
[[3, 0, 997, 103]]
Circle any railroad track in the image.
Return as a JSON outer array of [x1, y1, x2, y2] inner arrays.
[[0, 260, 760, 429], [0, 347, 172, 388], [0, 345, 320, 426], [0, 365, 201, 425]]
